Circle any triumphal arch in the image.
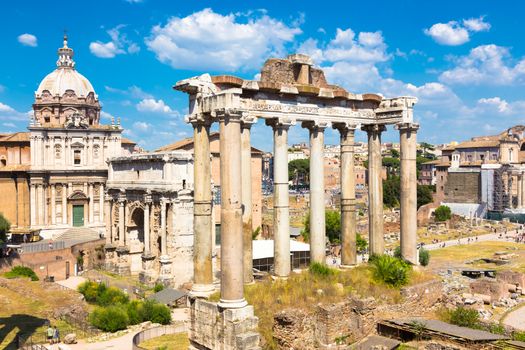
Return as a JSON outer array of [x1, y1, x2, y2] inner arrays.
[[175, 54, 419, 350]]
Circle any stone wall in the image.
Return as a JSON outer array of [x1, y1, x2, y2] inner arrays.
[[470, 278, 508, 301], [189, 298, 260, 350], [444, 172, 480, 203]]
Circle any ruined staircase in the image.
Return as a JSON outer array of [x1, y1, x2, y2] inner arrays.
[[53, 227, 101, 245]]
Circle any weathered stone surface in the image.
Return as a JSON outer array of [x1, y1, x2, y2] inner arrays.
[[63, 333, 77, 344], [470, 278, 507, 301]]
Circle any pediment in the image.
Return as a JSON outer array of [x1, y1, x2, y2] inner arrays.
[[68, 191, 88, 201]]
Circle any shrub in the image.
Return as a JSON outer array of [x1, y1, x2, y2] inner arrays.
[[309, 262, 337, 277], [89, 305, 129, 332], [141, 300, 171, 325], [356, 234, 368, 253], [0, 213, 10, 243], [97, 286, 129, 306], [126, 300, 145, 325], [448, 307, 480, 328], [513, 331, 525, 342], [419, 248, 430, 266], [78, 281, 107, 303], [369, 255, 410, 287], [4, 266, 39, 281], [154, 283, 165, 293], [434, 205, 452, 222], [393, 246, 401, 259]]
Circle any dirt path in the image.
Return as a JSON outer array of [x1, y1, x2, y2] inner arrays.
[[503, 303, 525, 331]]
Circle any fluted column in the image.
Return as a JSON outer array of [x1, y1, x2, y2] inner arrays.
[[51, 184, 56, 225], [303, 121, 329, 264], [30, 184, 36, 227], [160, 198, 167, 256], [62, 184, 68, 225], [99, 184, 104, 223], [143, 193, 151, 255], [43, 185, 48, 226], [218, 109, 246, 309], [37, 184, 44, 225], [88, 183, 94, 224], [333, 123, 357, 267], [362, 124, 386, 257], [118, 195, 126, 246], [397, 123, 419, 264], [105, 194, 112, 244], [266, 118, 295, 277], [190, 117, 214, 296], [516, 174, 523, 209], [241, 116, 257, 284]]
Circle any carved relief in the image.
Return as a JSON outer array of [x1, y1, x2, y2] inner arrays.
[[93, 144, 100, 158], [54, 144, 62, 159]]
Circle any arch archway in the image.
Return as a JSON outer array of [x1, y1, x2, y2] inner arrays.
[[128, 207, 145, 244]]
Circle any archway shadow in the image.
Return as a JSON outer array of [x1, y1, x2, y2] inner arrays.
[[0, 314, 48, 349]]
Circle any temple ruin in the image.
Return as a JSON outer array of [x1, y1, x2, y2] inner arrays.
[[174, 54, 419, 350]]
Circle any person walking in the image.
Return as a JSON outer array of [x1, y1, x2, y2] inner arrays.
[[53, 326, 60, 344], [47, 325, 54, 345]]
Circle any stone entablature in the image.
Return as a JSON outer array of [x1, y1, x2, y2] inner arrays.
[[105, 151, 195, 287]]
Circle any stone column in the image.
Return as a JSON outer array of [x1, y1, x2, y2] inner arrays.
[[266, 118, 294, 277], [397, 123, 419, 264], [118, 195, 126, 246], [303, 121, 329, 264], [241, 116, 257, 283], [362, 124, 386, 257], [333, 123, 357, 267], [37, 184, 44, 225], [143, 193, 152, 255], [30, 184, 36, 227], [160, 198, 167, 256], [51, 184, 56, 225], [43, 185, 48, 226], [218, 109, 246, 309], [99, 184, 104, 223], [516, 174, 523, 209], [521, 172, 525, 209], [62, 184, 68, 225], [190, 117, 214, 296], [105, 194, 112, 243], [88, 183, 94, 224]]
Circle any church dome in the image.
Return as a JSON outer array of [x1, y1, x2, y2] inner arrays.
[[35, 35, 97, 98]]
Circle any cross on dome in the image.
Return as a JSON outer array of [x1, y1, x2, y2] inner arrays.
[[56, 33, 75, 69]]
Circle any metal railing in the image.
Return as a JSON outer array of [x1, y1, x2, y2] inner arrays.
[[132, 324, 187, 350], [20, 240, 66, 253]]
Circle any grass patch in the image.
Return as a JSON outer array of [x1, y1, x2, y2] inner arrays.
[[309, 262, 338, 277], [4, 266, 39, 281], [139, 332, 189, 350], [244, 265, 412, 349]]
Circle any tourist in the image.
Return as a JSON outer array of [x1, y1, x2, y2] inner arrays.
[[53, 326, 60, 344], [47, 325, 54, 344]]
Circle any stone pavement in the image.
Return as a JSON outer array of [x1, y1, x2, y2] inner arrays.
[[503, 304, 525, 331], [55, 276, 86, 290], [424, 229, 519, 251]]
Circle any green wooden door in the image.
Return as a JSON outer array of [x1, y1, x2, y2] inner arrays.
[[72, 205, 84, 227]]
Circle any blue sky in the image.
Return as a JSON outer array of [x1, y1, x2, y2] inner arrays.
[[1, 0, 524, 151]]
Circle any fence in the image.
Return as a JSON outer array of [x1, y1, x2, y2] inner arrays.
[[20, 240, 66, 253], [132, 324, 187, 350]]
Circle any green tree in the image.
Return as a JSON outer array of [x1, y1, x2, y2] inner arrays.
[[434, 205, 452, 222], [382, 157, 400, 177], [0, 213, 10, 243], [417, 185, 434, 209], [301, 210, 341, 243], [419, 248, 430, 266], [383, 176, 400, 208], [390, 149, 400, 158], [288, 159, 310, 185], [419, 142, 435, 158]]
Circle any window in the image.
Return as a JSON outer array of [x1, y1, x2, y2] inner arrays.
[[74, 150, 81, 165], [0, 158, 6, 167], [44, 116, 50, 123]]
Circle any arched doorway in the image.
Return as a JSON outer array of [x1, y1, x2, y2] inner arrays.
[[128, 207, 145, 244], [68, 191, 88, 227]]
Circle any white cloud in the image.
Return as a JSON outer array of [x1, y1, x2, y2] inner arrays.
[[100, 111, 115, 121], [2, 122, 16, 128], [463, 16, 491, 32], [133, 121, 151, 132], [136, 98, 173, 114], [424, 21, 469, 46], [90, 25, 140, 58], [0, 102, 15, 112], [145, 8, 301, 71], [105, 85, 152, 99], [17, 33, 37, 47], [439, 44, 525, 85], [476, 96, 525, 115], [424, 16, 491, 46]]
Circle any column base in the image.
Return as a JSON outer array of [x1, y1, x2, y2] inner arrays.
[[339, 264, 357, 270], [190, 283, 216, 298], [218, 298, 248, 309], [189, 297, 260, 350]]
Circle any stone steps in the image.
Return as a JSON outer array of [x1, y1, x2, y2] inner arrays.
[[53, 227, 100, 243]]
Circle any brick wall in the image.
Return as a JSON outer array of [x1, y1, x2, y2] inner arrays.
[[444, 172, 480, 203]]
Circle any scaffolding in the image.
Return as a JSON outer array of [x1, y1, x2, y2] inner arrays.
[[493, 166, 510, 212]]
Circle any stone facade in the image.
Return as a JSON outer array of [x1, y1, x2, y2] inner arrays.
[[105, 151, 194, 287]]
